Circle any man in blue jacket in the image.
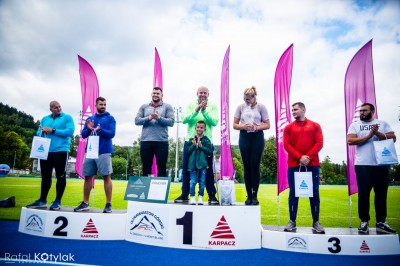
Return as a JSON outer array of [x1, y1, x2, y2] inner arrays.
[[74, 97, 116, 213], [26, 101, 75, 210]]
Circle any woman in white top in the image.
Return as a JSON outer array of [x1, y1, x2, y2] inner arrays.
[[233, 86, 270, 205]]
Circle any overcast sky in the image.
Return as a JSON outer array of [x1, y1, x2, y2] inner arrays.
[[1, 0, 399, 163]]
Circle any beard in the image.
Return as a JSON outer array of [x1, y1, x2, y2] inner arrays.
[[97, 108, 106, 114], [360, 112, 372, 121], [152, 97, 160, 103]]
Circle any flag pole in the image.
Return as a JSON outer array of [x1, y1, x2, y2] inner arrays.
[[348, 195, 352, 228], [277, 195, 281, 227]]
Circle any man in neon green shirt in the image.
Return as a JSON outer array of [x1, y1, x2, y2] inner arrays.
[[174, 86, 219, 205]]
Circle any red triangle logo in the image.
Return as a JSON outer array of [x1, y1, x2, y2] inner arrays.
[[359, 240, 370, 253], [210, 216, 235, 239], [82, 218, 99, 234]]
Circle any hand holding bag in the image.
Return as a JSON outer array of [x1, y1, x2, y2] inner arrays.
[[373, 136, 398, 165], [30, 133, 51, 160], [86, 130, 99, 159], [294, 166, 313, 198]]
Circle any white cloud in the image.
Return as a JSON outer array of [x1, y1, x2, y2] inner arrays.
[[0, 0, 399, 164]]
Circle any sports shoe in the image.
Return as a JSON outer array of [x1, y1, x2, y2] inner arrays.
[[26, 199, 47, 209], [284, 220, 296, 232], [103, 203, 112, 213], [74, 201, 89, 212], [189, 197, 196, 205], [208, 194, 219, 205], [198, 196, 204, 205], [358, 221, 369, 234], [245, 197, 252, 205], [174, 195, 189, 203], [49, 200, 61, 211], [376, 222, 396, 234], [252, 197, 259, 205], [312, 221, 325, 234]]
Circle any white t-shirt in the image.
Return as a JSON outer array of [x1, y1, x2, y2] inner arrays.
[[347, 119, 393, 165], [234, 103, 269, 128]]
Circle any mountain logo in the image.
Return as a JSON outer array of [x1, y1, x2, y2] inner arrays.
[[381, 147, 392, 157], [299, 180, 308, 189], [208, 216, 235, 246], [81, 218, 99, 238], [360, 240, 370, 253], [37, 144, 45, 153], [129, 210, 166, 242], [210, 216, 235, 239], [133, 179, 144, 185], [287, 237, 307, 250], [130, 215, 163, 236], [25, 214, 44, 233]]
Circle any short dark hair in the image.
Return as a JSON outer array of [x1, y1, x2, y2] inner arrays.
[[96, 97, 106, 103], [292, 102, 305, 109], [196, 120, 206, 127], [361, 103, 375, 112], [153, 87, 163, 91]]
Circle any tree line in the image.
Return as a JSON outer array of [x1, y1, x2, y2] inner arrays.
[[1, 102, 399, 184]]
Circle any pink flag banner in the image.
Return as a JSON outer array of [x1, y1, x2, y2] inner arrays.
[[344, 39, 377, 195], [274, 44, 293, 195], [151, 48, 163, 176], [220, 45, 234, 179], [76, 55, 99, 178]]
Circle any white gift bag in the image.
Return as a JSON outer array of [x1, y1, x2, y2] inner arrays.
[[86, 131, 99, 159], [30, 136, 51, 160], [218, 177, 236, 205], [294, 167, 313, 198], [373, 138, 399, 165]]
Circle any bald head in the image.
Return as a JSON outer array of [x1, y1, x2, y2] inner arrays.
[[49, 101, 62, 117], [197, 86, 209, 103]]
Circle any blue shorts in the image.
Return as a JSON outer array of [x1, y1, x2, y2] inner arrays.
[[82, 153, 113, 177]]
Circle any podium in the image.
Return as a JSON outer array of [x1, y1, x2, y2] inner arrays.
[[18, 205, 400, 255], [262, 226, 400, 255], [19, 207, 126, 240], [125, 201, 261, 250]]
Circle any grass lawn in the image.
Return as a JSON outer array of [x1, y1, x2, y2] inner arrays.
[[0, 177, 399, 233]]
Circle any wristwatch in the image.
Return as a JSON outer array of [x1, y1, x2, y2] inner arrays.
[[52, 128, 56, 133]]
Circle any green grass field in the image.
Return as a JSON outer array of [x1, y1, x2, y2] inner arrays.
[[0, 177, 399, 233]]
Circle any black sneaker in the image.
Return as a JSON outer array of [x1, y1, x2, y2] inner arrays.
[[103, 203, 112, 213], [174, 195, 189, 203], [376, 222, 397, 234], [74, 201, 89, 212], [244, 197, 252, 205], [358, 221, 369, 234], [208, 194, 219, 205]]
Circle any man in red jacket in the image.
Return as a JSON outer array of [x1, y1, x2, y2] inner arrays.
[[283, 102, 325, 234]]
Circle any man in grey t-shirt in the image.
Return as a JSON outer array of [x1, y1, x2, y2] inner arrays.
[[135, 87, 174, 177]]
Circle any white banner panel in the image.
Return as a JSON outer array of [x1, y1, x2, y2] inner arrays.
[[126, 201, 261, 250], [19, 207, 126, 240], [262, 227, 400, 255]]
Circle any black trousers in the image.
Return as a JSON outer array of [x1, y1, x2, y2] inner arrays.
[[355, 165, 390, 222], [140, 141, 169, 177], [39, 151, 68, 202], [238, 130, 264, 197]]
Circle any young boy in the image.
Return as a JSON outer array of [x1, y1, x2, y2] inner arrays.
[[187, 121, 213, 205]]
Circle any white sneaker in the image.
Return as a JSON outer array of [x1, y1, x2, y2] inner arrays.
[[189, 197, 196, 205], [198, 196, 203, 205]]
